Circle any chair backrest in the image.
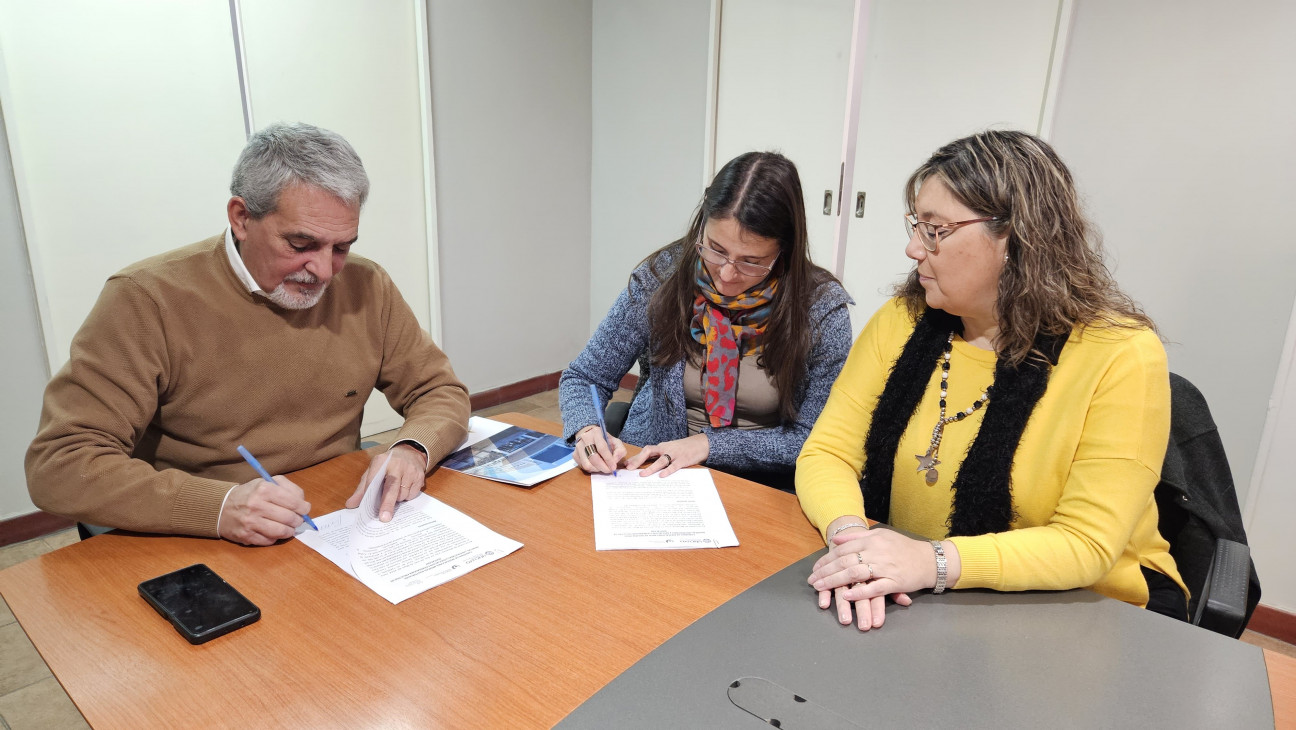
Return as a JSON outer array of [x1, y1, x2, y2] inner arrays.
[[605, 356, 652, 438], [1154, 373, 1261, 631]]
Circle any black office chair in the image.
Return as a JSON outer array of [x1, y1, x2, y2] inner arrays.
[[77, 522, 112, 540], [1154, 373, 1261, 637], [604, 401, 631, 438], [603, 358, 650, 438]]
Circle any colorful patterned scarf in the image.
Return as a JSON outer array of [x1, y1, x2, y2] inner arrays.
[[689, 258, 779, 428]]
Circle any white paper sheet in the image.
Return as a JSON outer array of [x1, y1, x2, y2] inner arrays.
[[296, 454, 523, 603], [590, 468, 739, 551]]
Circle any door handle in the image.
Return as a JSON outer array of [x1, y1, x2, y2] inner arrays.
[[855, 192, 866, 218], [823, 190, 832, 215]]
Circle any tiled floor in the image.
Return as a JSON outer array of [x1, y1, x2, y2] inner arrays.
[[0, 529, 88, 730], [0, 387, 1292, 728]]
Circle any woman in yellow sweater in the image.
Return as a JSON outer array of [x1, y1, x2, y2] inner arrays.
[[798, 130, 1186, 630]]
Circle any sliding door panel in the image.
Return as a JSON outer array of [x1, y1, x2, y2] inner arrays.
[[843, 0, 1062, 327], [713, 0, 855, 270]]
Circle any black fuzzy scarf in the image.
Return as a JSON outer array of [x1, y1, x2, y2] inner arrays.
[[860, 309, 1067, 536]]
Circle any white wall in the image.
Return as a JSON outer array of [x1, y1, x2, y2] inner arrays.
[[0, 1, 440, 438], [1247, 307, 1296, 612], [429, 0, 593, 391], [590, 0, 712, 328], [0, 0, 247, 370], [1048, 0, 1296, 511], [1049, 0, 1296, 610], [0, 107, 46, 521]]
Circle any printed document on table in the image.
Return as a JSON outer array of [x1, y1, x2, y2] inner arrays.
[[438, 416, 577, 488], [296, 455, 522, 604], [590, 468, 739, 551]]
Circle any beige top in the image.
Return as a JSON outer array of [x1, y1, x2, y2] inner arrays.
[[683, 353, 780, 433]]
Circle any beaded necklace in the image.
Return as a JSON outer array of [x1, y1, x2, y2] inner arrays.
[[914, 332, 992, 486]]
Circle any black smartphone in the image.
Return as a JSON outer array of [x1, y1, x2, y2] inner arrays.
[[138, 564, 261, 644]]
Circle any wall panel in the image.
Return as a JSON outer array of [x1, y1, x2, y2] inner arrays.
[[0, 0, 247, 369], [0, 107, 46, 520]]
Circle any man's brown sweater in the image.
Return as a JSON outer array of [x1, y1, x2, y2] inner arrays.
[[26, 234, 470, 536]]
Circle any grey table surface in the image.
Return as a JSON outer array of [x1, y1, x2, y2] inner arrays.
[[558, 552, 1273, 729]]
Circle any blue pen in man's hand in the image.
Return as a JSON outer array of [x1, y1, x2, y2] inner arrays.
[[237, 444, 318, 530], [588, 384, 618, 476]]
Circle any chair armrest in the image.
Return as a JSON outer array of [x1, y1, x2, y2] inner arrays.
[[1193, 538, 1251, 638]]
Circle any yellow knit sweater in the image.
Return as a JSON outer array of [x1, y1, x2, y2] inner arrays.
[[27, 234, 470, 537], [796, 299, 1184, 606]]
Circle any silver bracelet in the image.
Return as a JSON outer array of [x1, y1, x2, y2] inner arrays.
[[828, 522, 867, 542], [930, 540, 947, 594]]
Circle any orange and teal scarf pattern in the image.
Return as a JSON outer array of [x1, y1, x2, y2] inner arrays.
[[689, 258, 778, 428]]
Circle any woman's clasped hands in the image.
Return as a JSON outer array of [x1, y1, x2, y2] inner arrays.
[[572, 425, 709, 478], [808, 524, 960, 631]]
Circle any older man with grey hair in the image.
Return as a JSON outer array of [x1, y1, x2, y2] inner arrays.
[[27, 122, 470, 545]]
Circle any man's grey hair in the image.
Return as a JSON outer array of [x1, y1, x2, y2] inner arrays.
[[230, 122, 369, 218]]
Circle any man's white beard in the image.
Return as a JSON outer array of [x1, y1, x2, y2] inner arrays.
[[267, 272, 327, 309]]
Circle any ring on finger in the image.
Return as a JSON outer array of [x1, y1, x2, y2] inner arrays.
[[856, 552, 864, 565], [584, 444, 598, 457], [867, 563, 874, 580], [661, 453, 673, 466]]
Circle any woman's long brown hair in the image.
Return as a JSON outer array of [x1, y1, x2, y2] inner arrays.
[[644, 151, 838, 423], [897, 130, 1154, 365]]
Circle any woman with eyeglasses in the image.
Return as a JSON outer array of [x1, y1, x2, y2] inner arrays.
[[559, 151, 851, 490], [798, 130, 1186, 629]]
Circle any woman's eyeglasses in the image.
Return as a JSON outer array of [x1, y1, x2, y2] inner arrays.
[[694, 240, 779, 277], [904, 213, 999, 252]]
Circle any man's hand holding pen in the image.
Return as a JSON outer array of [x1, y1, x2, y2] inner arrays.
[[218, 476, 312, 546]]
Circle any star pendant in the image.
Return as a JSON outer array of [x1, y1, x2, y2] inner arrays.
[[915, 451, 940, 471], [915, 452, 941, 486]]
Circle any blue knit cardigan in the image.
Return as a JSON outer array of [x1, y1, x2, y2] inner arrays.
[[559, 245, 853, 473]]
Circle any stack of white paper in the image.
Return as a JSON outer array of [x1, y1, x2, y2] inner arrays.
[[590, 468, 739, 551]]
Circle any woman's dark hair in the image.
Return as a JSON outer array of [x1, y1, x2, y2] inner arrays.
[[644, 151, 838, 423]]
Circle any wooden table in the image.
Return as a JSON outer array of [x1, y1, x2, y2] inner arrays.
[[1270, 649, 1296, 729], [1, 413, 1292, 727], [0, 414, 824, 728]]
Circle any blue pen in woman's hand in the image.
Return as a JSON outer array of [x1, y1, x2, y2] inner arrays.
[[588, 384, 618, 476], [237, 444, 318, 530]]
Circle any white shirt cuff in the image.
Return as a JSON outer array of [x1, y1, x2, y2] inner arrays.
[[214, 483, 239, 539]]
